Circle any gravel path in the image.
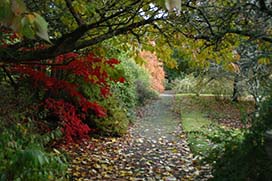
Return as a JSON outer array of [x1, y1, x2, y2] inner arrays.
[[65, 94, 211, 180]]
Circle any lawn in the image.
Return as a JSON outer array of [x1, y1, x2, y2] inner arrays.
[[174, 95, 253, 159], [181, 112, 212, 156]]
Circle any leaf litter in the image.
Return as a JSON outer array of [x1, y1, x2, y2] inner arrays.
[[62, 95, 212, 180]]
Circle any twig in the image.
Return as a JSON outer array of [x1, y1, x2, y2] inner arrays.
[[64, 0, 84, 26]]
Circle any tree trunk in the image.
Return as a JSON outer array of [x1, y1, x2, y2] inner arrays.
[[232, 74, 239, 102]]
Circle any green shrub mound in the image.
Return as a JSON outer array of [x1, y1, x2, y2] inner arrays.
[[110, 58, 138, 119], [89, 57, 159, 136], [93, 95, 130, 136], [0, 87, 68, 181], [135, 79, 158, 105], [208, 96, 272, 180], [0, 122, 68, 181], [116, 57, 158, 106]]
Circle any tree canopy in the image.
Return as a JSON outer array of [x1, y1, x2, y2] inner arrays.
[[0, 0, 271, 66]]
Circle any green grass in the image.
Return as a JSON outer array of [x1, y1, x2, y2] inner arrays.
[[181, 111, 213, 156], [177, 96, 247, 160], [175, 95, 272, 179], [176, 93, 226, 97], [182, 112, 211, 132]]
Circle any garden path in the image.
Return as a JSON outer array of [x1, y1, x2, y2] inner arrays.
[[65, 93, 211, 180]]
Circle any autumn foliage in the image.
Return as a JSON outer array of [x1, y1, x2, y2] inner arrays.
[[140, 51, 165, 93], [9, 52, 124, 143]]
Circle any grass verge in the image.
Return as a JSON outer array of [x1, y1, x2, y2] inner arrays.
[[176, 95, 247, 161], [181, 112, 212, 156]]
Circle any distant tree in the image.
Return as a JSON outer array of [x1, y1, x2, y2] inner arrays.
[[163, 49, 197, 82], [233, 40, 272, 106]]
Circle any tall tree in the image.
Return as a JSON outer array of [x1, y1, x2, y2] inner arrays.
[[0, 0, 271, 66]]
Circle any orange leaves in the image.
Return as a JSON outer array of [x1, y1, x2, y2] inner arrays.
[[140, 51, 165, 93]]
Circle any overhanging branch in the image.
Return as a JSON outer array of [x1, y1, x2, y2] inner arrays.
[[227, 29, 272, 43], [75, 17, 160, 50], [0, 17, 161, 63]]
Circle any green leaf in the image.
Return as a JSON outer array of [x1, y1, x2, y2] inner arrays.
[[21, 15, 35, 39], [37, 154, 45, 165], [33, 12, 51, 43], [0, 0, 13, 24]]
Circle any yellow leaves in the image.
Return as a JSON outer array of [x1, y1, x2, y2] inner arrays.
[[109, 137, 117, 142], [72, 0, 87, 15], [0, 0, 24, 27], [92, 46, 107, 57], [226, 63, 240, 73], [47, 174, 54, 180], [24, 14, 36, 23], [258, 57, 271, 65], [171, 32, 242, 71], [60, 15, 76, 30], [119, 170, 133, 177], [153, 44, 177, 68], [72, 171, 81, 177], [16, 123, 28, 135], [54, 0, 63, 5], [134, 54, 146, 65]]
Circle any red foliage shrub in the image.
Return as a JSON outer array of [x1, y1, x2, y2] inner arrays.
[[44, 98, 91, 143], [140, 51, 165, 93], [0, 28, 19, 47], [10, 52, 124, 143]]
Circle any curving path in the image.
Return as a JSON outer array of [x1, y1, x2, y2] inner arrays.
[[65, 94, 211, 180]]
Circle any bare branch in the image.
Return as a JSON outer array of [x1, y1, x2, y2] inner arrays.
[[184, 3, 215, 36], [64, 0, 84, 26]]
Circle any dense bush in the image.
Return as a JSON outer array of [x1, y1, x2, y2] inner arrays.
[[210, 131, 272, 180], [171, 74, 198, 94], [8, 52, 125, 143], [206, 92, 272, 180], [186, 121, 272, 180], [9, 51, 158, 139], [92, 95, 130, 136], [111, 56, 158, 107], [135, 79, 158, 104], [91, 56, 159, 135], [0, 88, 68, 180], [0, 121, 68, 181], [200, 125, 244, 162], [82, 55, 158, 135], [110, 58, 138, 119]]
